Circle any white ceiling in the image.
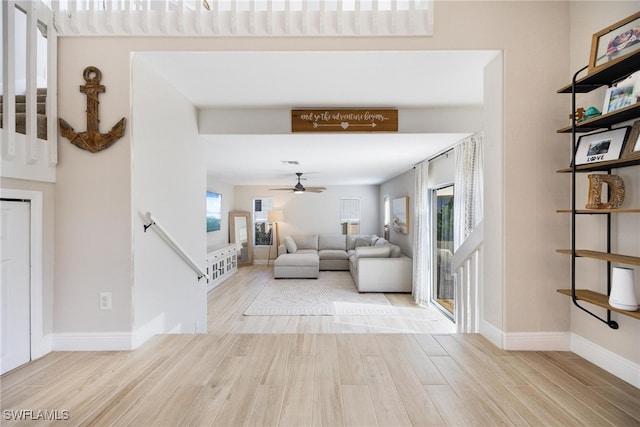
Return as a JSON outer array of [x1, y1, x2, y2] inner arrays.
[[140, 50, 499, 187]]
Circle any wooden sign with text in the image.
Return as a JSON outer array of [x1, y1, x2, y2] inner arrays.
[[291, 109, 398, 133]]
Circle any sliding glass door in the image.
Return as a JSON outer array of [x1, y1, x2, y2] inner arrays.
[[432, 185, 454, 319]]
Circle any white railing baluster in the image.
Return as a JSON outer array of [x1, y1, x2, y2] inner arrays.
[[47, 0, 433, 36], [452, 220, 484, 333], [26, 0, 38, 164]]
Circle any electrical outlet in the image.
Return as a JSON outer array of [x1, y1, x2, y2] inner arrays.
[[99, 292, 112, 310]]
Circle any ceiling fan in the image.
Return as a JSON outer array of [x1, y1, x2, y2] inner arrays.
[[269, 172, 326, 194]]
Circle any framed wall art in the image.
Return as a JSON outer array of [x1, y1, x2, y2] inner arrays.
[[622, 120, 640, 161], [392, 196, 409, 234], [574, 127, 630, 165], [589, 11, 640, 74], [206, 191, 222, 232]]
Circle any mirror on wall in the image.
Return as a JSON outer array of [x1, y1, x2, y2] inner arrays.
[[229, 211, 253, 266]]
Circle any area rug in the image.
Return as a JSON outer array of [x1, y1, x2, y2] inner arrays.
[[244, 271, 397, 316]]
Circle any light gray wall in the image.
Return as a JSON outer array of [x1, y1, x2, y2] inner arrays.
[[48, 2, 640, 370], [567, 2, 640, 363], [132, 55, 207, 334], [55, 39, 133, 333], [380, 169, 415, 257], [234, 185, 380, 261]]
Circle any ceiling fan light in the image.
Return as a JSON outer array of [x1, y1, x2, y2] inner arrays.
[[294, 189, 305, 194]]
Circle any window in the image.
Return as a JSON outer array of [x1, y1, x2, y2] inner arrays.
[[340, 197, 360, 235], [253, 197, 273, 246]]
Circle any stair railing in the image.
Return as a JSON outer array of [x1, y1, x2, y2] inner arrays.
[[143, 211, 208, 281], [451, 220, 484, 333]]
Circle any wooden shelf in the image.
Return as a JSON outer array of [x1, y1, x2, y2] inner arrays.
[[557, 209, 640, 214], [557, 54, 640, 94], [557, 103, 640, 134], [557, 289, 640, 320], [556, 249, 640, 266], [556, 157, 640, 172]]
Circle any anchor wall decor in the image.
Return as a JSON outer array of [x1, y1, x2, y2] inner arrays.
[[59, 66, 126, 153]]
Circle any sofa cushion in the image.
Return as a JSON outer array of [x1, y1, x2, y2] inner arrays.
[[355, 245, 391, 258], [319, 249, 349, 260], [319, 234, 346, 251], [389, 244, 402, 258], [374, 237, 388, 246], [294, 234, 318, 250], [296, 249, 318, 255], [283, 235, 297, 253]]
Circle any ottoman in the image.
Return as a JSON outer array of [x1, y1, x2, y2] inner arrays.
[[273, 253, 320, 279]]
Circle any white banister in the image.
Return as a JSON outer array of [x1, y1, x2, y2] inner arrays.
[[452, 220, 484, 333], [50, 0, 434, 36], [1, 0, 57, 183], [144, 212, 209, 281]]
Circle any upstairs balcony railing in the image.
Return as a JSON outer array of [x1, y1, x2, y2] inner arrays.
[[48, 0, 434, 36]]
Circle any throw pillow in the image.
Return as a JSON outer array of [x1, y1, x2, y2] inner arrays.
[[284, 236, 297, 253], [355, 236, 372, 247]]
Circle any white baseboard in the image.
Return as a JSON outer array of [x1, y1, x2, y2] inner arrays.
[[570, 333, 640, 388], [479, 320, 504, 349], [503, 331, 570, 351], [52, 332, 134, 351], [478, 323, 639, 387], [131, 313, 166, 349]]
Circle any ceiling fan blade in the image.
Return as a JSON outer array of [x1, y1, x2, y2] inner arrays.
[[269, 188, 295, 191], [305, 187, 326, 193]]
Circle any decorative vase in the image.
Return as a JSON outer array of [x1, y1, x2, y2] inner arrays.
[[609, 267, 638, 311]]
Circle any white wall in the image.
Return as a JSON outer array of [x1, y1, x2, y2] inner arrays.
[[234, 185, 380, 261], [132, 55, 207, 337], [206, 175, 234, 251]]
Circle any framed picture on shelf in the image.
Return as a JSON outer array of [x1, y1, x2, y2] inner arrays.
[[602, 71, 640, 114], [622, 120, 640, 161], [574, 127, 630, 165], [589, 11, 640, 74]]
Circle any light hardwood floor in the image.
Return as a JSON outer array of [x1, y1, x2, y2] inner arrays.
[[2, 265, 639, 426]]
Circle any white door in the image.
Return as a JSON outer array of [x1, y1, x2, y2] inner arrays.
[[1, 200, 31, 374]]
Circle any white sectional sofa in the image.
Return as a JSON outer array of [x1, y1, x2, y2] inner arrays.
[[275, 233, 412, 293]]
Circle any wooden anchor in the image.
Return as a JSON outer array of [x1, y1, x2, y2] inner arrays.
[[59, 66, 126, 153]]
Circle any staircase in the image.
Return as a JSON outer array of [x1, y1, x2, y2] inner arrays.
[[0, 88, 48, 140]]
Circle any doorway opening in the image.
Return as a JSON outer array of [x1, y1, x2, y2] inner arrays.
[[432, 184, 454, 319]]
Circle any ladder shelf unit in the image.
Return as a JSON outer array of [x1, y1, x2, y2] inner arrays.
[[557, 52, 640, 329]]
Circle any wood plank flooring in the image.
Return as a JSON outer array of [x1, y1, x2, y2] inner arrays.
[[1, 265, 639, 426]]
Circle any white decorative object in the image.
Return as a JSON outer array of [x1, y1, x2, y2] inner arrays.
[[609, 267, 638, 311]]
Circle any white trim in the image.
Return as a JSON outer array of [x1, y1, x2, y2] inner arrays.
[[52, 332, 133, 351], [131, 313, 165, 349], [479, 319, 503, 349], [503, 331, 570, 351], [0, 188, 49, 359], [571, 333, 640, 389]]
